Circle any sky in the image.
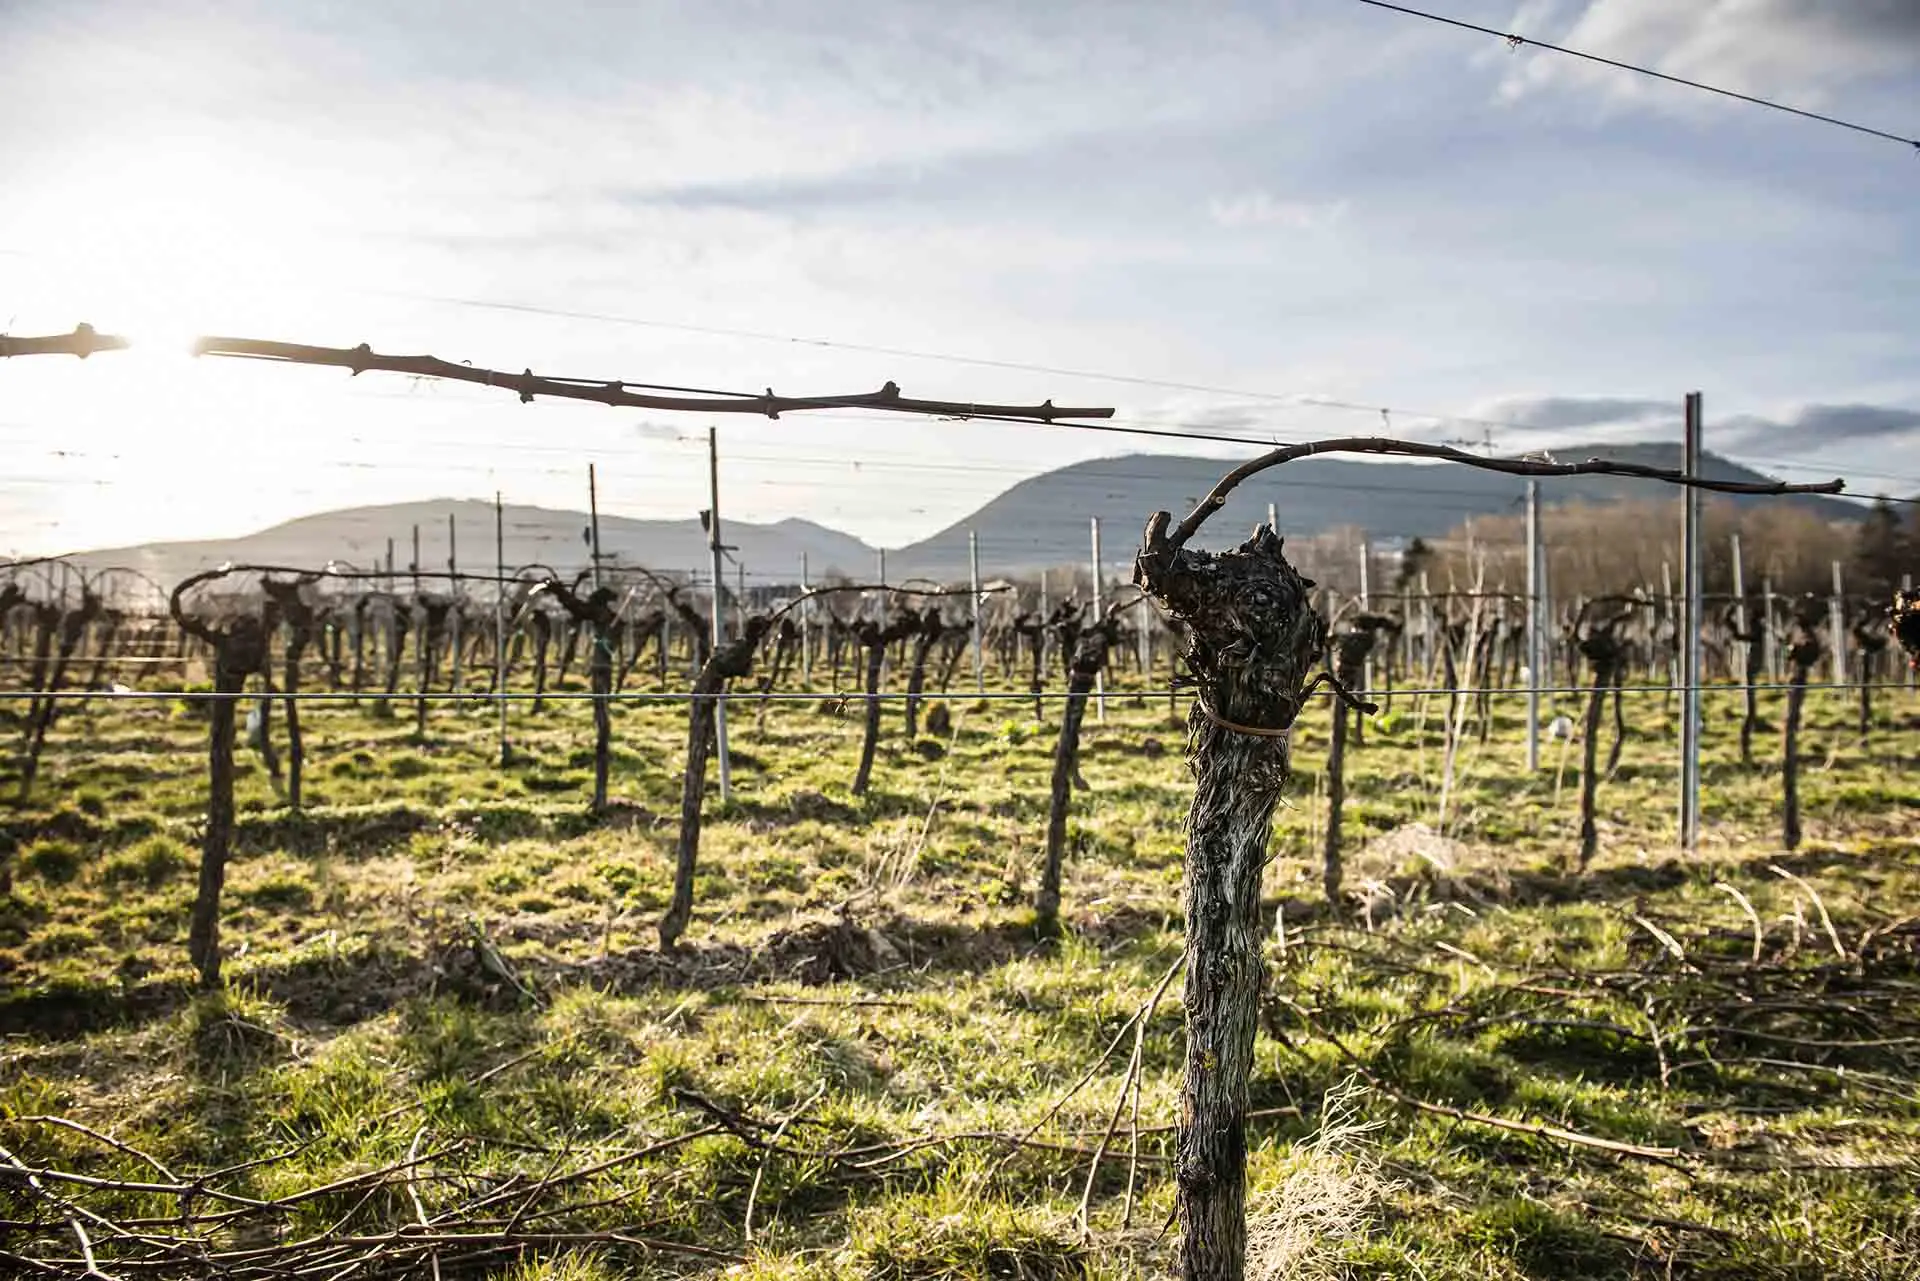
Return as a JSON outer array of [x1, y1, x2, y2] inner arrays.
[[1, 0, 1916, 558]]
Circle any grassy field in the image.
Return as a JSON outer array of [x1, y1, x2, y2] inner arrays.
[[1, 667, 1917, 1278]]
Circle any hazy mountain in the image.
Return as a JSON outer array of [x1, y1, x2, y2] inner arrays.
[[59, 445, 1861, 592], [886, 444, 1862, 579], [64, 501, 879, 589]]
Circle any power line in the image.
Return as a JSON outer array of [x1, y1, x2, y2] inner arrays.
[[1349, 0, 1920, 152], [399, 293, 1902, 467]]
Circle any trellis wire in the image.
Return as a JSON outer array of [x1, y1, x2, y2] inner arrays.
[[0, 681, 1907, 702]]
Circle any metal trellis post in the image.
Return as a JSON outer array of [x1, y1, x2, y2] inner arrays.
[[495, 493, 508, 765], [1525, 479, 1542, 772], [1679, 392, 1703, 855]]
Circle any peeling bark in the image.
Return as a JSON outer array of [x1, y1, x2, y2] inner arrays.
[[1135, 520, 1325, 1281]]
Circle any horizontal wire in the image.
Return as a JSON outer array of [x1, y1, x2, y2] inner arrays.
[[0, 681, 1906, 703], [1349, 0, 1920, 151]]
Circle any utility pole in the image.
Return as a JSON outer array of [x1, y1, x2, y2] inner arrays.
[[1679, 392, 1703, 855], [1091, 516, 1106, 723], [1525, 479, 1542, 772], [877, 548, 887, 587], [495, 493, 508, 765], [969, 530, 984, 694], [707, 429, 732, 801]]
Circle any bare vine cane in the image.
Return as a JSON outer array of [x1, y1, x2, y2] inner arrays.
[[1132, 436, 1839, 1281]]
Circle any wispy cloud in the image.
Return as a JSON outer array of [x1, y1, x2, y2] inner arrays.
[[1468, 395, 1673, 432], [1207, 193, 1349, 232], [1497, 0, 1920, 107]]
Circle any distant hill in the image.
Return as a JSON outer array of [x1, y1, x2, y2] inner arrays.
[[64, 501, 879, 588], [885, 443, 1862, 578], [59, 444, 1861, 590]]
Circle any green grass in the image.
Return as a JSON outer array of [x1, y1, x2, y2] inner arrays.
[[0, 665, 1916, 1278]]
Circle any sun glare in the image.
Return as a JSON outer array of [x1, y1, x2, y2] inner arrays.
[[11, 139, 356, 353]]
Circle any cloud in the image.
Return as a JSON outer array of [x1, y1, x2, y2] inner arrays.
[[1208, 193, 1349, 232], [1722, 403, 1920, 453], [1469, 395, 1672, 431], [631, 421, 691, 443], [1497, 0, 1920, 106]]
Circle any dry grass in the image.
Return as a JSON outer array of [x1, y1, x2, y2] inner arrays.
[[1247, 1076, 1398, 1281]]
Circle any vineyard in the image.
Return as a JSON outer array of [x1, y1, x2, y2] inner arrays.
[[7, 0, 1917, 1270], [3, 532, 1918, 1279]]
